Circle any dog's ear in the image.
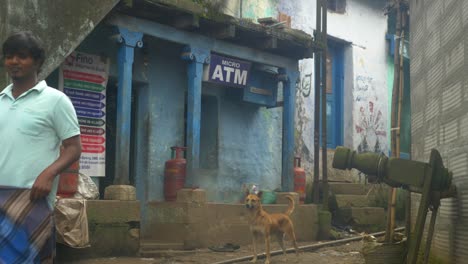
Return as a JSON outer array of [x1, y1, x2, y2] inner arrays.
[[257, 191, 263, 199]]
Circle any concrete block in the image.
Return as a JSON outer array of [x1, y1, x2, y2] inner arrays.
[[104, 185, 136, 201], [317, 210, 331, 240], [145, 201, 207, 224], [176, 188, 207, 204], [208, 203, 248, 225], [335, 194, 372, 208], [276, 192, 300, 205], [86, 200, 140, 224], [56, 223, 139, 261], [141, 202, 320, 249], [289, 204, 319, 241]]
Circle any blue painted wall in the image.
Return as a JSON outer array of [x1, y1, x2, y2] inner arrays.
[[217, 89, 282, 201], [70, 25, 284, 226], [134, 38, 187, 203]]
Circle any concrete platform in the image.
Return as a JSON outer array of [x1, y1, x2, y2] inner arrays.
[[57, 200, 141, 262], [141, 190, 323, 253]]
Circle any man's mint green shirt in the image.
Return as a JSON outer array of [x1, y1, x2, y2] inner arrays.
[[0, 80, 80, 207]]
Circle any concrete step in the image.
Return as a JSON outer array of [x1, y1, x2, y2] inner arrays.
[[329, 183, 375, 195], [335, 194, 374, 208], [335, 207, 386, 232]]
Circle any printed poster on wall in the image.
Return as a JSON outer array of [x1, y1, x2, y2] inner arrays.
[[59, 51, 109, 177]]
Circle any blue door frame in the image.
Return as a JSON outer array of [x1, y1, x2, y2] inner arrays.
[[321, 42, 344, 149]]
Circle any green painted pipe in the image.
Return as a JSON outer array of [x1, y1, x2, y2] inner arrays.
[[332, 147, 452, 193]]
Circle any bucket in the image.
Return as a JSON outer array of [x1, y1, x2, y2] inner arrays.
[[261, 190, 277, 204], [362, 236, 407, 264]]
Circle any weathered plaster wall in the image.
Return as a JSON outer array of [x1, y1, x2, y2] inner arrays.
[[276, 0, 389, 184], [74, 24, 284, 206], [217, 92, 283, 200], [410, 0, 467, 262], [327, 0, 389, 154], [0, 0, 119, 88]]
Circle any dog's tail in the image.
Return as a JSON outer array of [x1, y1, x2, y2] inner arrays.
[[284, 195, 295, 215]]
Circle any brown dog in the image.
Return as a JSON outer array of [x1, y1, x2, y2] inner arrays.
[[245, 192, 299, 264]]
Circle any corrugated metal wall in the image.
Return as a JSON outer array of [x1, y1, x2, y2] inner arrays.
[[410, 0, 468, 262]]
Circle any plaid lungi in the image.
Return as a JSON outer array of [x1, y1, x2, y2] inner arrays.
[[0, 188, 54, 264]]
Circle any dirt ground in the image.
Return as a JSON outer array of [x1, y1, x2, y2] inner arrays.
[[67, 240, 365, 264]]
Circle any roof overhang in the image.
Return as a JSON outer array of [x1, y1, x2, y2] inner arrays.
[[113, 0, 319, 61]]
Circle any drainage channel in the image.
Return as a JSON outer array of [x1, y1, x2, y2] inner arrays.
[[211, 227, 405, 264]]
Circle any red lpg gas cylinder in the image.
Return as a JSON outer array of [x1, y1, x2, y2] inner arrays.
[[57, 158, 79, 198], [164, 146, 187, 201], [294, 157, 306, 204]]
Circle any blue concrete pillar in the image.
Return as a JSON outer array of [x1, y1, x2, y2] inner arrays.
[[181, 46, 210, 187], [279, 68, 299, 192], [114, 27, 143, 185]]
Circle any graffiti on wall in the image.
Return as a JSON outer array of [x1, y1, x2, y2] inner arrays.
[[354, 75, 387, 153], [294, 60, 314, 184], [297, 63, 312, 97]]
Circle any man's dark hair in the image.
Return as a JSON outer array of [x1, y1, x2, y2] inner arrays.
[[2, 31, 46, 69]]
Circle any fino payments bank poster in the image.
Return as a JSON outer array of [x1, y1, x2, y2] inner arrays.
[[59, 51, 109, 177]]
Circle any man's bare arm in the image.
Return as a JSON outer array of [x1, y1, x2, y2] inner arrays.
[[30, 135, 82, 200]]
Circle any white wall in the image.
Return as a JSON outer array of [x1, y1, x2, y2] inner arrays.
[[278, 0, 389, 182], [217, 0, 390, 182]]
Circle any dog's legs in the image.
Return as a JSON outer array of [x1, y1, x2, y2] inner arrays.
[[276, 233, 286, 255], [289, 227, 299, 257], [250, 232, 258, 263], [265, 231, 271, 264]]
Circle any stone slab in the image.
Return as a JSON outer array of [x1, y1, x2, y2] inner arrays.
[[86, 200, 140, 224], [176, 188, 207, 204], [335, 194, 373, 208], [104, 185, 137, 201]]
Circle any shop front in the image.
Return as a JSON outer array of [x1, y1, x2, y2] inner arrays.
[[51, 0, 320, 254]]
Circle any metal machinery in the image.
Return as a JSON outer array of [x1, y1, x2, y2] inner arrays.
[[332, 146, 457, 264]]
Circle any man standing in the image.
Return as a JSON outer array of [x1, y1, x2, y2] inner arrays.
[[0, 31, 81, 263]]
